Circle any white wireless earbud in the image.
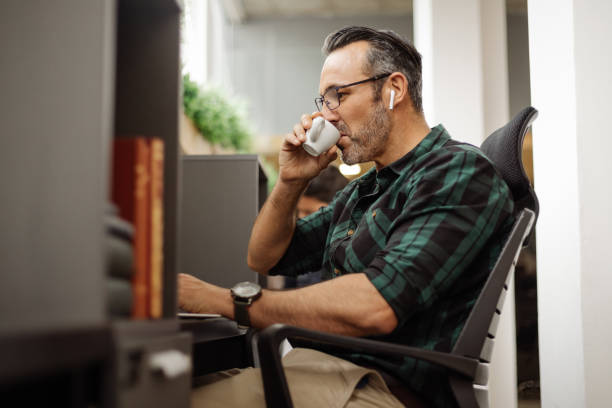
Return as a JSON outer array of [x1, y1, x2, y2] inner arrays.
[[389, 90, 395, 110]]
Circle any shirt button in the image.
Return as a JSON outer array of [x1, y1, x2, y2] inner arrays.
[[334, 268, 341, 275], [372, 210, 377, 218], [347, 229, 354, 236]]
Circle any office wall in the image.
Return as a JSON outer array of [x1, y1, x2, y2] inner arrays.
[[209, 13, 413, 139], [529, 0, 612, 405], [194, 2, 534, 138], [507, 14, 531, 117], [207, 0, 235, 90], [572, 2, 612, 405], [201, 4, 531, 143]]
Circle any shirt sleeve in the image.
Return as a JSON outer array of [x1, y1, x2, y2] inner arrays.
[[268, 200, 335, 277], [363, 147, 515, 329]]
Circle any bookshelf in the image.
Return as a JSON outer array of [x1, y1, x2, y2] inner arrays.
[[0, 0, 189, 406], [114, 0, 182, 318]]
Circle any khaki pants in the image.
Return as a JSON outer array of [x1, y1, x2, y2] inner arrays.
[[191, 348, 407, 407]]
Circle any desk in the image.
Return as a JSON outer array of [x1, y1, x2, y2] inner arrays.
[[180, 318, 253, 377]]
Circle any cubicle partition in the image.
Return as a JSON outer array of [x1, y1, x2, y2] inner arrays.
[[179, 155, 268, 289]]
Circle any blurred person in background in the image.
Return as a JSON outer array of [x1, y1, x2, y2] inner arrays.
[[297, 165, 348, 218], [293, 165, 349, 286]]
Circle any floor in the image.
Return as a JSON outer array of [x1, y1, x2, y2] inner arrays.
[[518, 399, 540, 408]]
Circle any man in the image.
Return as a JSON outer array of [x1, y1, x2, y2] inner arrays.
[[179, 26, 514, 407]]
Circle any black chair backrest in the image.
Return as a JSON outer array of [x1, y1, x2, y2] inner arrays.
[[448, 107, 539, 406], [480, 106, 539, 219]]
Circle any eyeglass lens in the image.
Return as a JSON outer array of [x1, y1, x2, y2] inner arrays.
[[316, 89, 340, 111]]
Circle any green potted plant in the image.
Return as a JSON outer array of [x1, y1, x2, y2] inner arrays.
[[182, 74, 252, 152]]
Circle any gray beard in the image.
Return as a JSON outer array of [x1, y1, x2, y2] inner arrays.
[[340, 101, 391, 165]]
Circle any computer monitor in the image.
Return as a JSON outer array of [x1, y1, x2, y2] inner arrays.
[[179, 155, 267, 289]]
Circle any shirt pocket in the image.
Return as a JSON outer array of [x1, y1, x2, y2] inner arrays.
[[349, 207, 403, 264]]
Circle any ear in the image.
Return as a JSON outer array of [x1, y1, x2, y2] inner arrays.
[[386, 72, 409, 111]]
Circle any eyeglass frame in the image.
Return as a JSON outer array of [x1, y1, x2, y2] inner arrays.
[[314, 73, 392, 112]]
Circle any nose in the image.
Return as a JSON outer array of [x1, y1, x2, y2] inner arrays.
[[321, 106, 340, 124]]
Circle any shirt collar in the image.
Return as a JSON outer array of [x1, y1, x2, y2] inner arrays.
[[354, 124, 450, 189], [384, 124, 450, 176]]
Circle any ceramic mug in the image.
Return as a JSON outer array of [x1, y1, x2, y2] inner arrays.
[[303, 117, 340, 156]]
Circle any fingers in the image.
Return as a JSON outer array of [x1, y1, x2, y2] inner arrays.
[[293, 122, 306, 144], [290, 112, 320, 146], [284, 112, 330, 151], [311, 111, 324, 120], [300, 113, 313, 129], [301, 112, 323, 131], [284, 129, 303, 148]]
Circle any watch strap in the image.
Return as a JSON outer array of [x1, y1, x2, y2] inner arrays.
[[233, 299, 252, 328]]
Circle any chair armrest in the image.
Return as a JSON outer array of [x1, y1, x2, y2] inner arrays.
[[256, 323, 478, 408]]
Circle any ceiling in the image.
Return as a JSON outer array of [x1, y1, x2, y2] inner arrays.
[[243, 0, 411, 19], [223, 0, 527, 23]]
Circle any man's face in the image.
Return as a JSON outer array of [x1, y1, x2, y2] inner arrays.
[[318, 41, 392, 165]]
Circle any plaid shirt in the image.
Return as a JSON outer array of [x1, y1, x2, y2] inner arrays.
[[270, 124, 515, 407]]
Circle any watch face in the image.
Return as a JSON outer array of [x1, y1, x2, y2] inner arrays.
[[231, 281, 261, 298]]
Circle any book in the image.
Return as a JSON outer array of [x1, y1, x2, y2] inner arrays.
[[149, 138, 164, 318], [112, 138, 150, 319]]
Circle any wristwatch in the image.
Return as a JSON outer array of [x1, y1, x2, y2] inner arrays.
[[230, 281, 262, 328]]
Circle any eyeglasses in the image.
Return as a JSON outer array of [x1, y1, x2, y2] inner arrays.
[[314, 73, 391, 112]]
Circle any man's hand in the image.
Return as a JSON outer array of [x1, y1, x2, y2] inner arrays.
[[278, 113, 338, 184], [177, 273, 213, 313]]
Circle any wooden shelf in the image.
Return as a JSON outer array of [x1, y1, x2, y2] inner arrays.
[[119, 0, 183, 14]]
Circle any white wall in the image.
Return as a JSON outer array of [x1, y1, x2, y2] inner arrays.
[[207, 0, 235, 90], [506, 13, 531, 117], [480, 0, 510, 137], [572, 1, 612, 405], [414, 0, 487, 147], [182, 0, 207, 84], [528, 0, 612, 406]]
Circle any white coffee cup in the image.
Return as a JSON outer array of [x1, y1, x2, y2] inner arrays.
[[303, 117, 340, 156]]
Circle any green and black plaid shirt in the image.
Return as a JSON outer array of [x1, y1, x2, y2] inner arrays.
[[270, 124, 514, 407]]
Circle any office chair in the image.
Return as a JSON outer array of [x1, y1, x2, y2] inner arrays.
[[255, 107, 539, 408]]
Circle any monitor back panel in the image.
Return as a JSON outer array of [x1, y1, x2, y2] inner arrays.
[[179, 155, 267, 289]]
